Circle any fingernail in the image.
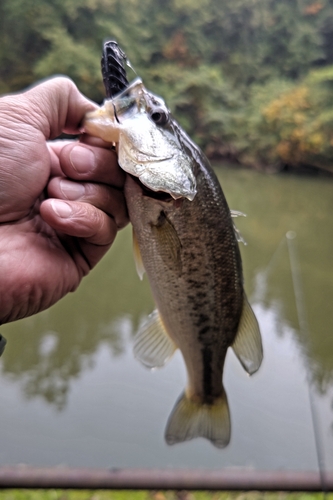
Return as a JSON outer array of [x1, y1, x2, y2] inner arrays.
[[51, 200, 73, 218], [70, 145, 95, 173], [60, 179, 85, 200]]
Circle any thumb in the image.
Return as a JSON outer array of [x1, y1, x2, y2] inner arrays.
[[19, 76, 98, 139]]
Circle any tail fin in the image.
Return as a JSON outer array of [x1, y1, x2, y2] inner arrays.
[[165, 391, 230, 449]]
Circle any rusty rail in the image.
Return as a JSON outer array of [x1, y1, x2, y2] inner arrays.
[[0, 466, 332, 491]]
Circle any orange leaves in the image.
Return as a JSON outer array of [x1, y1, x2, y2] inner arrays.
[[303, 2, 324, 15], [163, 31, 189, 61], [263, 82, 333, 167]]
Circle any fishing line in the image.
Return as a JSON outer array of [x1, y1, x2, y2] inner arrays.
[[126, 59, 138, 77], [258, 232, 327, 494], [251, 234, 286, 304], [286, 231, 328, 497], [264, 235, 286, 276]]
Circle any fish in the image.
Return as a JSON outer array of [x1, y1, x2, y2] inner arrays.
[[83, 42, 263, 448]]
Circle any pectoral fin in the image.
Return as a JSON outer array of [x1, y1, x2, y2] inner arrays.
[[165, 390, 231, 448], [132, 229, 145, 280], [152, 213, 182, 273], [133, 309, 177, 369], [232, 294, 263, 375]]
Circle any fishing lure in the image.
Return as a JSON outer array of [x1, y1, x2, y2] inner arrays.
[[101, 40, 129, 98]]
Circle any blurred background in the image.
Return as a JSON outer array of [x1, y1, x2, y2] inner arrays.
[[1, 0, 333, 172], [0, 0, 333, 477]]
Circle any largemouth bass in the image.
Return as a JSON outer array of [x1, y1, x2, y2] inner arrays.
[[84, 43, 263, 448]]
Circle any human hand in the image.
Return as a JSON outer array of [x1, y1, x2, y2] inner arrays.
[[0, 77, 128, 324]]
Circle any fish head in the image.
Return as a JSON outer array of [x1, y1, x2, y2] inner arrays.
[[84, 79, 197, 201]]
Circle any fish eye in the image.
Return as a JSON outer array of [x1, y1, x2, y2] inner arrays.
[[149, 107, 169, 126]]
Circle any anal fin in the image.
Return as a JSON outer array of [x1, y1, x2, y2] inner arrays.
[[133, 309, 177, 369], [232, 294, 263, 375]]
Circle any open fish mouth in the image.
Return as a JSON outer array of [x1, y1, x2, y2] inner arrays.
[[119, 139, 196, 200], [127, 174, 174, 202]]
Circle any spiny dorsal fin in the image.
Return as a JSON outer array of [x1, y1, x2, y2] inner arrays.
[[132, 228, 145, 280], [230, 210, 246, 218], [165, 390, 231, 449], [232, 294, 263, 375], [230, 210, 247, 245], [233, 222, 247, 245], [133, 309, 177, 369]]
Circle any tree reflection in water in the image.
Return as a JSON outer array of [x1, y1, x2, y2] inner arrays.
[[0, 167, 332, 413], [0, 227, 153, 410]]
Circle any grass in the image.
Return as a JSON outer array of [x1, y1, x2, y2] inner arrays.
[[0, 491, 332, 500]]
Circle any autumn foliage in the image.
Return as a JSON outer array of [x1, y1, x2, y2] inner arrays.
[[1, 0, 333, 171]]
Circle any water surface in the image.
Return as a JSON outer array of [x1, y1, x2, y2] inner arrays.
[[0, 167, 332, 473]]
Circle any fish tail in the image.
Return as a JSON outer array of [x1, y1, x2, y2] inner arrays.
[[165, 390, 230, 448]]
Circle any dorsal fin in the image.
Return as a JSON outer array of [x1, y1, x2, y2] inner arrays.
[[230, 210, 247, 245]]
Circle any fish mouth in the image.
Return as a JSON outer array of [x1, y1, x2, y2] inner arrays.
[[127, 174, 173, 202]]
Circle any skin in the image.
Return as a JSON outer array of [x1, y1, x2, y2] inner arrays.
[[0, 76, 128, 324]]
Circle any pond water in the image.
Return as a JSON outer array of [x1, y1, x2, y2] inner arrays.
[[0, 166, 332, 476]]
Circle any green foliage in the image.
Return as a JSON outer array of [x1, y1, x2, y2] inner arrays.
[[1, 0, 333, 170]]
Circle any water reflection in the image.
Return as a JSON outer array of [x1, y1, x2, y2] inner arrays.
[[0, 166, 332, 424], [219, 168, 333, 396], [0, 308, 150, 409], [0, 226, 154, 409]]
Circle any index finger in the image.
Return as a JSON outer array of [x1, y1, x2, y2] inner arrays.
[[19, 77, 97, 139]]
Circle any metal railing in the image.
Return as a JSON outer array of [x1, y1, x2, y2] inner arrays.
[[0, 466, 332, 491]]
